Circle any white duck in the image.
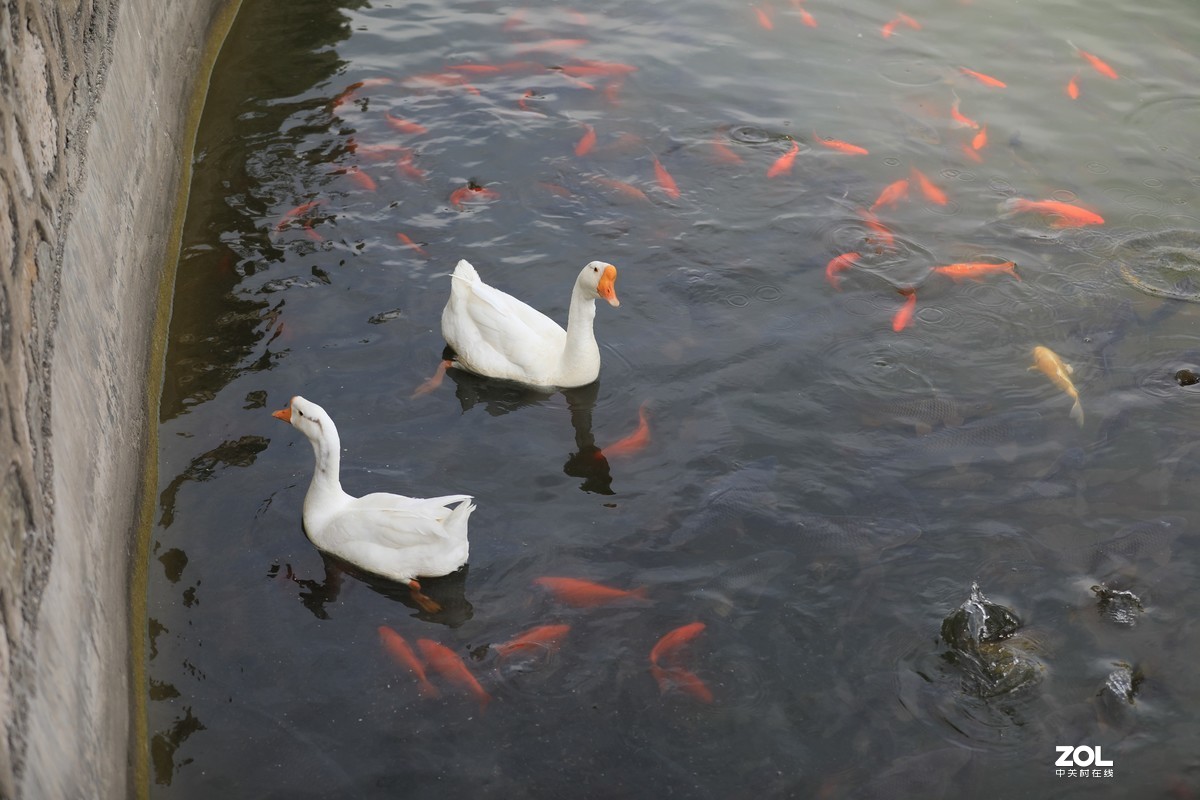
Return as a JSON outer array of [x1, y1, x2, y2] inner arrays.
[[424, 259, 619, 392], [272, 395, 475, 610]]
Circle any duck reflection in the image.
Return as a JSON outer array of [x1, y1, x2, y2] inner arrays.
[[272, 552, 473, 627], [444, 366, 614, 495]]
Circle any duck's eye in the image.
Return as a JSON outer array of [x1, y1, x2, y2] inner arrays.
[[592, 266, 598, 272]]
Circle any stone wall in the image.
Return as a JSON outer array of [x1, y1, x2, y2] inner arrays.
[[0, 1, 234, 797]]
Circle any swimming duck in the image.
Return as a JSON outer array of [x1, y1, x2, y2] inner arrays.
[[417, 259, 619, 393], [272, 395, 475, 610]]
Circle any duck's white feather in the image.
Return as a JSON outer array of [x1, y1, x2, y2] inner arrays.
[[440, 258, 618, 389], [276, 396, 474, 583]]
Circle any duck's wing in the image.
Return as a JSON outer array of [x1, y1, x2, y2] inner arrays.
[[443, 266, 566, 381], [330, 494, 472, 548]]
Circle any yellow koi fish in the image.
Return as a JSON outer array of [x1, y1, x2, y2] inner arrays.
[[1031, 346, 1083, 426]]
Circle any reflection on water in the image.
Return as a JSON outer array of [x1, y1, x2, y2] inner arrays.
[[148, 0, 1200, 796]]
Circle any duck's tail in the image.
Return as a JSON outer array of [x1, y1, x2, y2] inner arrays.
[[451, 258, 480, 284]]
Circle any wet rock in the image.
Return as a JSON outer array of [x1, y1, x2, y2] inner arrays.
[[1174, 368, 1199, 386], [940, 583, 1043, 698], [1091, 581, 1144, 626]]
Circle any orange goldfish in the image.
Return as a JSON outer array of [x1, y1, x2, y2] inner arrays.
[[494, 624, 572, 658], [450, 183, 500, 208], [652, 664, 714, 703], [856, 208, 895, 248], [653, 157, 680, 198], [533, 577, 649, 607], [593, 176, 651, 203], [710, 138, 744, 165], [754, 6, 774, 29], [871, 178, 909, 211], [798, 8, 817, 27], [302, 222, 323, 242], [910, 168, 947, 205], [881, 12, 920, 38], [416, 639, 492, 710], [959, 66, 1006, 88], [814, 132, 868, 155], [892, 288, 916, 332], [649, 622, 706, 665], [396, 152, 427, 181], [603, 403, 650, 457], [767, 140, 800, 178], [562, 60, 638, 78], [972, 124, 988, 151], [276, 199, 324, 231], [354, 143, 407, 161], [1031, 345, 1084, 426], [1004, 198, 1104, 228], [950, 98, 980, 130], [1067, 73, 1080, 99], [518, 89, 540, 112], [342, 166, 377, 192], [960, 143, 983, 163], [396, 232, 428, 256], [444, 63, 503, 75], [379, 626, 440, 697], [1078, 49, 1118, 80], [575, 123, 597, 156], [385, 113, 428, 135], [603, 78, 625, 105], [825, 252, 861, 290], [516, 38, 589, 53], [933, 261, 1019, 281]]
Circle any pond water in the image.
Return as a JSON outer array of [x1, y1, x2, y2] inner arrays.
[[146, 0, 1200, 796]]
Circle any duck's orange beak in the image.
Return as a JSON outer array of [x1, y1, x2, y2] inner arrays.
[[597, 264, 619, 307], [272, 406, 292, 423]]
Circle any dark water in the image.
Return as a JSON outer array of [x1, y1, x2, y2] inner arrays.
[[146, 0, 1200, 796]]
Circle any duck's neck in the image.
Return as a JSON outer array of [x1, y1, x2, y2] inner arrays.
[[559, 283, 600, 385], [304, 422, 347, 513]]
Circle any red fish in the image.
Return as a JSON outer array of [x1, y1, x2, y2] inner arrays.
[[971, 124, 988, 151], [416, 639, 492, 710], [444, 63, 503, 75], [593, 176, 651, 203], [649, 622, 706, 666], [518, 89, 540, 112], [667, 666, 714, 703], [379, 626, 440, 697], [355, 143, 408, 161], [494, 624, 572, 658], [653, 158, 680, 198], [1004, 198, 1104, 228], [754, 6, 774, 29], [276, 199, 324, 231], [396, 152, 427, 181], [825, 251, 861, 290], [933, 261, 1019, 281], [302, 222, 323, 242], [910, 168, 947, 205], [1078, 49, 1118, 80], [533, 577, 649, 607], [960, 143, 983, 163], [562, 60, 638, 79], [881, 12, 920, 38], [450, 184, 500, 208], [396, 232, 428, 256], [856, 208, 895, 248], [516, 38, 589, 54], [1066, 73, 1080, 99], [575, 124, 597, 156], [767, 140, 800, 178], [814, 132, 868, 155], [950, 99, 980, 130], [871, 178, 909, 211], [385, 113, 428, 136], [342, 166, 377, 192], [892, 288, 917, 332], [798, 8, 817, 27], [710, 138, 744, 165], [603, 403, 650, 457], [959, 67, 1006, 88], [603, 78, 625, 105], [405, 72, 481, 95]]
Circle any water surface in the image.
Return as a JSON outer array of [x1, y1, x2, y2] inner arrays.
[[147, 0, 1200, 796]]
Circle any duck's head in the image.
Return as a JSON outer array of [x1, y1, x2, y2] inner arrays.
[[579, 261, 620, 307], [272, 395, 332, 439]]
